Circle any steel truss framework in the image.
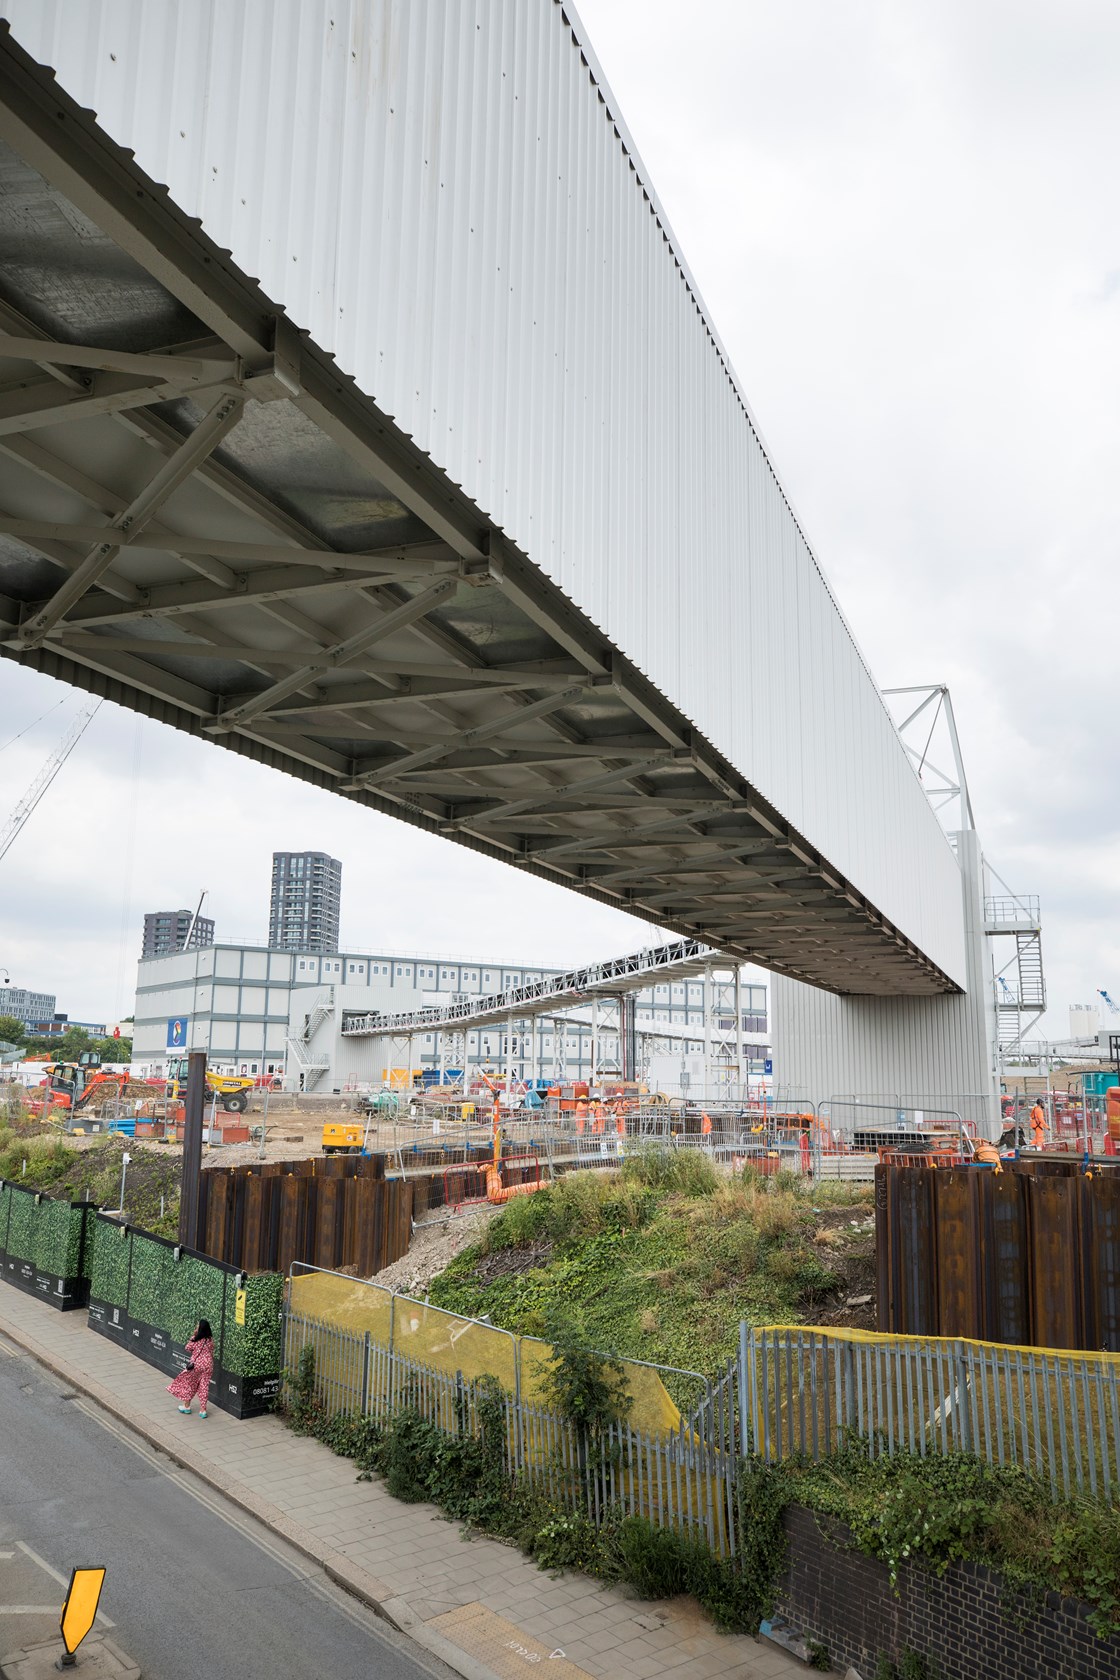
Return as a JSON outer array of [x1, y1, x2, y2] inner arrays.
[[339, 937, 719, 1036], [884, 684, 1046, 1052], [0, 29, 955, 996]]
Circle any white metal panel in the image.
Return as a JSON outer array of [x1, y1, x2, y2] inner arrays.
[[3, 0, 964, 980], [772, 833, 998, 1122]]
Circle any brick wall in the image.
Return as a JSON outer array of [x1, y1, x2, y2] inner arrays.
[[778, 1504, 1120, 1679]]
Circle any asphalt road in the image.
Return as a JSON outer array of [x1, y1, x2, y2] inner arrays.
[[0, 1333, 454, 1680]]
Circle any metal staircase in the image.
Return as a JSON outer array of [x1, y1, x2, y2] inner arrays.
[[985, 894, 1046, 1051], [285, 990, 334, 1090]]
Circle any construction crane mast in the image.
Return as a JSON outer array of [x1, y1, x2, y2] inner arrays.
[[0, 699, 102, 864]]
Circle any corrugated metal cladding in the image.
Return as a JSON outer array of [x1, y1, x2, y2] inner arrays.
[[2, 0, 963, 983], [772, 833, 997, 1118]]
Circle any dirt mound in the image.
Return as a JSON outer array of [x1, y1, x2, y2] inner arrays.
[[802, 1212, 877, 1329], [368, 1204, 499, 1297]]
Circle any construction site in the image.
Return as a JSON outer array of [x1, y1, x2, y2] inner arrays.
[[1, 7, 1119, 1677]]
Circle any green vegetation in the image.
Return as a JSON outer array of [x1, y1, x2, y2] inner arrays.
[[89, 1213, 130, 1305], [19, 1027, 133, 1062], [283, 1340, 776, 1634], [0, 1177, 84, 1277], [779, 1440, 1120, 1642], [222, 1272, 285, 1378], [285, 1279, 1120, 1646], [0, 1130, 180, 1235], [1, 1130, 280, 1374], [87, 1218, 283, 1375], [429, 1151, 873, 1377]]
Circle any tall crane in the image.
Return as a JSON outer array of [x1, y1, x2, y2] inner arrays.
[[0, 699, 102, 863], [1099, 990, 1120, 1016]]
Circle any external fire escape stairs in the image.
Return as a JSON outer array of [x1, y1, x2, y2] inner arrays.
[[985, 881, 1046, 1052], [285, 989, 334, 1090]]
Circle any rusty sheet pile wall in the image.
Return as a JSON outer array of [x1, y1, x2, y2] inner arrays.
[[198, 1155, 413, 1278], [876, 1162, 1120, 1350], [197, 1148, 547, 1275]]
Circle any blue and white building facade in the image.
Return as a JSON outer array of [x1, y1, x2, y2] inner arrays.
[[132, 941, 768, 1092]]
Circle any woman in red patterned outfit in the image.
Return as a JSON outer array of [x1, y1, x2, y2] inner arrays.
[[167, 1319, 215, 1419]]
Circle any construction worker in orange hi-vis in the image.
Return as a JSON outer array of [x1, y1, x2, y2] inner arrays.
[[701, 1111, 713, 1136], [974, 1138, 1002, 1171], [591, 1102, 605, 1135], [1030, 1100, 1046, 1148], [575, 1098, 588, 1135]]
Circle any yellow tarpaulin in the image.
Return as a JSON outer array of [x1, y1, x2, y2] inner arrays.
[[289, 1268, 683, 1437]]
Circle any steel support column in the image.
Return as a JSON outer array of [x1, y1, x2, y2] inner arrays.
[[178, 1050, 207, 1250]]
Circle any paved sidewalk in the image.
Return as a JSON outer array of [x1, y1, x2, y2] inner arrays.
[[0, 1290, 802, 1680]]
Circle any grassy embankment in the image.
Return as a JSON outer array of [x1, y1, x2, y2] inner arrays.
[[429, 1149, 876, 1378], [0, 1129, 181, 1236]]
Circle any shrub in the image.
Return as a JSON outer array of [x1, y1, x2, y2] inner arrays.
[[530, 1511, 603, 1573], [540, 1309, 631, 1437], [287, 1344, 321, 1434], [621, 1145, 718, 1197]]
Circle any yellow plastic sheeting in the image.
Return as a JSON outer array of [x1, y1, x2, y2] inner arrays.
[[393, 1296, 519, 1395], [290, 1269, 685, 1439], [290, 1269, 393, 1344], [520, 1337, 683, 1437], [751, 1324, 1120, 1495], [759, 1321, 1120, 1369]]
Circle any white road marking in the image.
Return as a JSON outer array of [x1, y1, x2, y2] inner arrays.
[[69, 1399, 310, 1580], [15, 1542, 114, 1628], [15, 1387, 446, 1673], [16, 1540, 67, 1587]]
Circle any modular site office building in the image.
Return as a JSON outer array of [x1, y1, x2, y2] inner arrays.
[[0, 4, 1029, 1118], [132, 940, 769, 1092]]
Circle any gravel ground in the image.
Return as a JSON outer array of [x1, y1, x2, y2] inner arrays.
[[368, 1204, 499, 1297]]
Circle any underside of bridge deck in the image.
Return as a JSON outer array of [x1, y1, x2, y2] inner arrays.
[[0, 27, 957, 998]]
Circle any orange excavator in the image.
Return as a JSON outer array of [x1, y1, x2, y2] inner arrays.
[[31, 1051, 129, 1118]]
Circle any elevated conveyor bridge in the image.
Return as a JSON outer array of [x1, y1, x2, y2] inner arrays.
[[340, 936, 724, 1037]]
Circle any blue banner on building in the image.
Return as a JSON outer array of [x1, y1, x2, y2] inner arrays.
[[166, 1016, 189, 1050], [763, 1059, 773, 1076]]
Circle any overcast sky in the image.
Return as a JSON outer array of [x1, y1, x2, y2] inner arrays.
[[1, 0, 1118, 1032]]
